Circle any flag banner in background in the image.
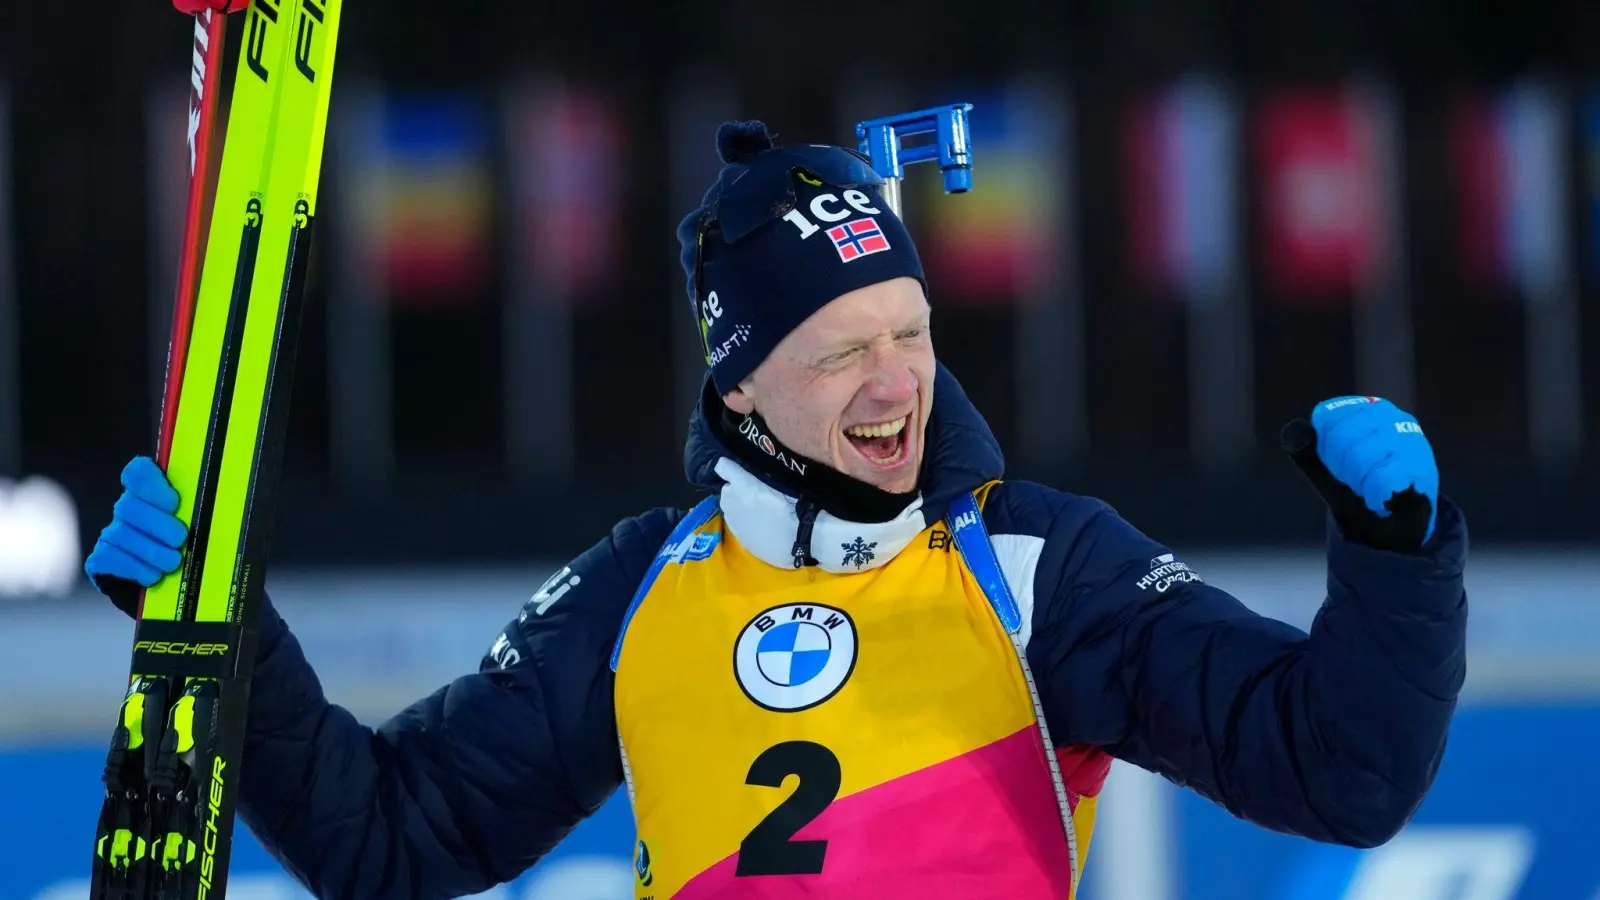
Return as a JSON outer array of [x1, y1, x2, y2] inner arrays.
[[912, 84, 1065, 304], [667, 69, 742, 429], [357, 92, 494, 308], [145, 80, 191, 287], [144, 80, 193, 427], [0, 84, 19, 476], [1253, 87, 1382, 303], [1451, 82, 1568, 299], [509, 81, 626, 302], [1585, 91, 1600, 284], [1122, 77, 1240, 301], [1584, 90, 1600, 284]]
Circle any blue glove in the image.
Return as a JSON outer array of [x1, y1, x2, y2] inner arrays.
[[1280, 396, 1439, 552], [84, 456, 188, 617]]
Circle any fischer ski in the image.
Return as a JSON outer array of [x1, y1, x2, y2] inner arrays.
[[90, 1, 342, 897]]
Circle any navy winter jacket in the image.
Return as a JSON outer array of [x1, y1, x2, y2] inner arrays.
[[234, 366, 1467, 898]]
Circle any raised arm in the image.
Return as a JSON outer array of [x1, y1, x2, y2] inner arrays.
[[85, 456, 681, 898], [1029, 495, 1465, 846], [1023, 398, 1467, 846]]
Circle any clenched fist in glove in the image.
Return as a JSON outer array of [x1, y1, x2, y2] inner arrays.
[[83, 456, 187, 618], [173, 0, 249, 13], [1282, 396, 1440, 554]]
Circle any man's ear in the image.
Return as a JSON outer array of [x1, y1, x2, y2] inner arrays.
[[722, 382, 756, 415]]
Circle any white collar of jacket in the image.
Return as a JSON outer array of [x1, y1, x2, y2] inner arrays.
[[713, 457, 928, 573]]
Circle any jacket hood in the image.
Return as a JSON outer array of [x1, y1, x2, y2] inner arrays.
[[682, 361, 1005, 524]]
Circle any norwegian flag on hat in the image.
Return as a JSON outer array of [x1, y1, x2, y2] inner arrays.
[[828, 218, 891, 262]]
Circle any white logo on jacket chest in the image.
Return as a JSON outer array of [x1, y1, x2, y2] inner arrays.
[[733, 603, 858, 712]]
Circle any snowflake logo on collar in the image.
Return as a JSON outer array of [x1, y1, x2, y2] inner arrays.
[[840, 537, 878, 569]]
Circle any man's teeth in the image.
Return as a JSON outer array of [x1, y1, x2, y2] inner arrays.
[[846, 417, 907, 439]]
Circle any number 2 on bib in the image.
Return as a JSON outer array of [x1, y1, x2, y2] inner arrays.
[[735, 741, 841, 877]]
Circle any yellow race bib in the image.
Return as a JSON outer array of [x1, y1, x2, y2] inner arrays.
[[612, 488, 1097, 899]]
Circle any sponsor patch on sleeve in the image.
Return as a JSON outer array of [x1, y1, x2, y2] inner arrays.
[[1135, 552, 1203, 593]]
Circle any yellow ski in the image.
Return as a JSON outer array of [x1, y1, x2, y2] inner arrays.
[[92, 2, 342, 897]]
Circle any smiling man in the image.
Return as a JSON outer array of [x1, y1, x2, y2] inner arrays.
[[732, 278, 928, 478], [84, 120, 1468, 899]]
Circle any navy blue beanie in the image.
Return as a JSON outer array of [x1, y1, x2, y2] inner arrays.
[[677, 121, 926, 396]]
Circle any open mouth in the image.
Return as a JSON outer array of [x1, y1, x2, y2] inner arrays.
[[844, 415, 909, 467]]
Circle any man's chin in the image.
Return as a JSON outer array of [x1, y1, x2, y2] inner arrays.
[[878, 474, 920, 495]]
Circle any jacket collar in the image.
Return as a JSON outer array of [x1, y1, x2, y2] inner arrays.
[[714, 456, 929, 572]]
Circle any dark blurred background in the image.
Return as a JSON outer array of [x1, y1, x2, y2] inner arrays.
[[4, 0, 1598, 569], [3, 3, 1600, 897]]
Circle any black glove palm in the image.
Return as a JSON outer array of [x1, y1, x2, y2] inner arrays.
[[1280, 397, 1439, 555]]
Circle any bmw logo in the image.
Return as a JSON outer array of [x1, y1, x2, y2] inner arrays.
[[733, 603, 857, 712]]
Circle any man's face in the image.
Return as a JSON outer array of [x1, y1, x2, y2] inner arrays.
[[724, 277, 934, 495]]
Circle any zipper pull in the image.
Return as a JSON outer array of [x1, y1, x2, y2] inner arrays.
[[791, 499, 819, 568]]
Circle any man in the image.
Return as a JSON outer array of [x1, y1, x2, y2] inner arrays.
[[86, 120, 1467, 899]]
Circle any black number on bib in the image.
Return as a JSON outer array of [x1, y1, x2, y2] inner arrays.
[[736, 741, 841, 877]]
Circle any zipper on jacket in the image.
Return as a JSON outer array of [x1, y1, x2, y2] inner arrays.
[[791, 499, 820, 568]]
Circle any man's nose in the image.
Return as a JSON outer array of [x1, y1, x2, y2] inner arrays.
[[864, 350, 917, 404]]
